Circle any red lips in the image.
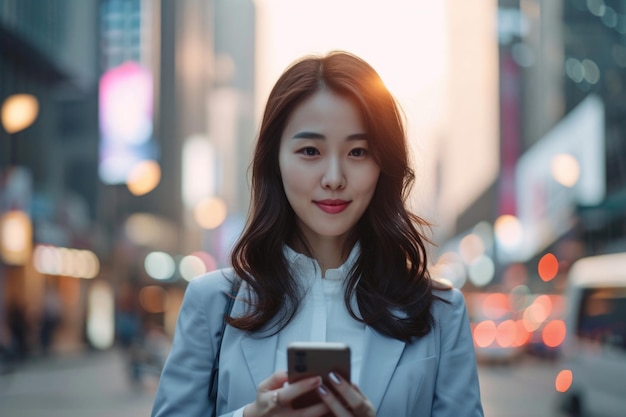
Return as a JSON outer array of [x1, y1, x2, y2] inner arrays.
[[314, 199, 351, 214]]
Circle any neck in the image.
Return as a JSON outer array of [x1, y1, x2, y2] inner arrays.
[[292, 235, 348, 276], [314, 243, 345, 275]]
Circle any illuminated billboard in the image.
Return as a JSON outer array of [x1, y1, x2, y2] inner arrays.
[[98, 61, 156, 184]]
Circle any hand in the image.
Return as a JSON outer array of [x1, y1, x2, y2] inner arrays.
[[316, 372, 376, 417], [243, 371, 330, 417]]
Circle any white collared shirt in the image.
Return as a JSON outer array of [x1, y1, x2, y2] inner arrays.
[[275, 244, 365, 385], [233, 245, 365, 417]]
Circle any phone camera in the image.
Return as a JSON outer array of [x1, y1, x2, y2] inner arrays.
[[295, 350, 307, 372]]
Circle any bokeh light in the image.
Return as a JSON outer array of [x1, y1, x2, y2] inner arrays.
[[124, 213, 179, 251], [538, 253, 559, 281], [495, 319, 517, 348], [523, 302, 549, 332], [494, 214, 523, 249], [0, 210, 32, 265], [33, 244, 100, 279], [194, 196, 228, 229], [512, 320, 531, 347], [127, 160, 161, 195], [459, 233, 485, 264], [551, 153, 580, 187], [145, 251, 176, 281], [482, 293, 510, 320], [467, 255, 495, 287], [1, 93, 39, 134], [542, 320, 566, 348], [473, 320, 497, 348], [86, 280, 115, 350], [555, 369, 573, 393], [179, 254, 208, 281], [433, 251, 467, 288]]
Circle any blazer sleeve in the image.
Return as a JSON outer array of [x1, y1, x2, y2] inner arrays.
[[431, 288, 484, 417], [151, 270, 236, 417]]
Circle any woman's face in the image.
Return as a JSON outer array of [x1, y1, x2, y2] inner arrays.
[[278, 89, 380, 246]]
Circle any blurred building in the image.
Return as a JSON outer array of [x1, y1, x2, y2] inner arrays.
[[562, 0, 626, 255], [0, 0, 101, 354], [442, 0, 626, 293], [1, 0, 256, 354]]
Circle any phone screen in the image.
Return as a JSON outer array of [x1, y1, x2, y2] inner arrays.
[[287, 342, 351, 409]]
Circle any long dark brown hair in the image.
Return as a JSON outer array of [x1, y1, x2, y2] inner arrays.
[[229, 51, 446, 342]]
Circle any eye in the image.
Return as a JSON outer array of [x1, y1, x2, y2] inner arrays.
[[298, 147, 320, 156], [349, 148, 368, 157]]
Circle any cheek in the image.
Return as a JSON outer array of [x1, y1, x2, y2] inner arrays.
[[280, 160, 312, 197], [355, 167, 380, 196]]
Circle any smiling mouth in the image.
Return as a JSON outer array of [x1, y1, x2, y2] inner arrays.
[[314, 200, 351, 214]]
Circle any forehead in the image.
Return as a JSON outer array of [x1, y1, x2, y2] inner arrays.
[[282, 89, 365, 135]]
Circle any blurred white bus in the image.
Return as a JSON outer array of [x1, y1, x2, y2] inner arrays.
[[556, 252, 626, 417]]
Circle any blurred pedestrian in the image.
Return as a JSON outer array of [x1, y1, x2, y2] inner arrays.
[[152, 51, 484, 416], [39, 280, 62, 356], [7, 297, 29, 361], [115, 281, 142, 383]]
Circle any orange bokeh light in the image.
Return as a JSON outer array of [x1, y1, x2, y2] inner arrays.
[[542, 320, 567, 348], [473, 320, 497, 347], [538, 253, 559, 281], [482, 293, 510, 319], [534, 295, 553, 317], [512, 320, 531, 347], [555, 369, 573, 393], [495, 319, 517, 348]]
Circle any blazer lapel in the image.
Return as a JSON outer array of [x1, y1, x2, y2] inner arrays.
[[230, 286, 280, 390], [358, 326, 406, 412], [240, 333, 278, 389]]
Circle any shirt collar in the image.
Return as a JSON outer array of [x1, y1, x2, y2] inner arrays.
[[283, 242, 361, 281]]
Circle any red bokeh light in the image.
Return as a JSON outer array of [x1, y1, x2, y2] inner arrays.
[[555, 369, 573, 393], [538, 253, 559, 281], [542, 320, 566, 348]]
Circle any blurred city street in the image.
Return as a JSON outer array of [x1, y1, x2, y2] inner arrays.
[[0, 349, 564, 417], [0, 349, 155, 417], [2, 0, 626, 416]]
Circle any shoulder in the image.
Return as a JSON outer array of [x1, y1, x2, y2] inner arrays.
[[430, 284, 469, 321], [183, 267, 238, 304], [427, 285, 474, 350]]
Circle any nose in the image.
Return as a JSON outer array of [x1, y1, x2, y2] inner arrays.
[[321, 157, 345, 190]]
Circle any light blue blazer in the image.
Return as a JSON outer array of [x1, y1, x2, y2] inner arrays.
[[151, 269, 484, 417]]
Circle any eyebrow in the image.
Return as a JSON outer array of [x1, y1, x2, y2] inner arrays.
[[291, 131, 369, 141]]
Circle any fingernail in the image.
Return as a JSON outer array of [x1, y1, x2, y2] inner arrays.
[[311, 376, 322, 386], [329, 372, 341, 385], [317, 385, 329, 396]]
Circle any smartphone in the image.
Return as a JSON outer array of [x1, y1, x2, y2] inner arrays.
[[287, 341, 351, 409]]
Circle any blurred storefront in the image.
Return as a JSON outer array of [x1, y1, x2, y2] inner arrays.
[[0, 1, 102, 355]]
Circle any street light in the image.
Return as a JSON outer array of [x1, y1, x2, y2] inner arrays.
[[1, 93, 39, 165], [0, 210, 32, 265]]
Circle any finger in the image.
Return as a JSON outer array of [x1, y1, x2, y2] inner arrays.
[[316, 384, 352, 417], [327, 372, 375, 416], [258, 370, 289, 393], [277, 376, 322, 405]]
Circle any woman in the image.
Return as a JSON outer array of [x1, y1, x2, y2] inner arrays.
[[151, 51, 484, 417]]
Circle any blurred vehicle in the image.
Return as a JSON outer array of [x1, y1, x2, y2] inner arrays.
[[524, 293, 567, 359], [465, 292, 529, 364], [556, 252, 626, 417]]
